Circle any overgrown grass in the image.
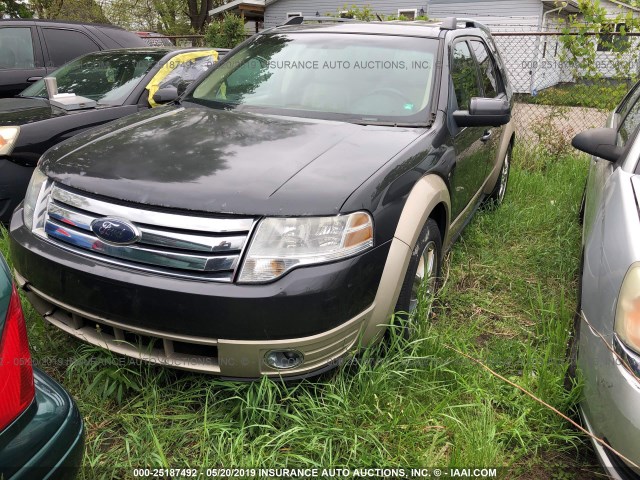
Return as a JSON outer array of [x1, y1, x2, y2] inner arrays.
[[516, 80, 632, 111], [0, 147, 600, 479]]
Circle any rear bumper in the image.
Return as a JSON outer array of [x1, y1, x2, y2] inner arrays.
[[0, 368, 84, 480], [10, 208, 390, 378]]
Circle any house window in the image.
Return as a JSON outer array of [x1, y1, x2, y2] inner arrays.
[[398, 9, 417, 20], [286, 12, 302, 19], [598, 23, 629, 52]]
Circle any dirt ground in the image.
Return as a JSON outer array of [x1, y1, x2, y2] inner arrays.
[[512, 103, 609, 145]]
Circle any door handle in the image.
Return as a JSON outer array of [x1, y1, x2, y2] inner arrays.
[[481, 130, 493, 143], [27, 76, 42, 82]]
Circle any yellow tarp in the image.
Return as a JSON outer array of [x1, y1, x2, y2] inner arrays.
[[146, 50, 219, 107]]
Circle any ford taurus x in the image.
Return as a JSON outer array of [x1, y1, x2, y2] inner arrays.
[[9, 18, 515, 379]]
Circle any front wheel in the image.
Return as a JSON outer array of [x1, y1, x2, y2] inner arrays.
[[486, 145, 511, 207], [394, 218, 443, 337]]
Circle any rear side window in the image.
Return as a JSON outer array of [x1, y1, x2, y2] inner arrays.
[[42, 28, 100, 67], [470, 40, 499, 98], [0, 27, 35, 69], [451, 41, 480, 111]]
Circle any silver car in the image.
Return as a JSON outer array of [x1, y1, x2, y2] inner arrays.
[[571, 81, 640, 478]]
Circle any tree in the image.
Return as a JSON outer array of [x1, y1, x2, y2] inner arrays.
[[30, 0, 109, 23], [0, 0, 33, 17], [205, 13, 245, 48], [187, 0, 226, 34]]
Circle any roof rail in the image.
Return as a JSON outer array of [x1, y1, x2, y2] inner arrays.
[[283, 16, 361, 26], [439, 17, 489, 31], [440, 17, 457, 30]]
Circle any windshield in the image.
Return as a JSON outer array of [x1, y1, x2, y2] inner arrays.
[[187, 33, 438, 124], [20, 51, 166, 105]]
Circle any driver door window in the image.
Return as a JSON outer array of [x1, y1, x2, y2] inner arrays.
[[451, 41, 480, 111], [470, 40, 499, 98]]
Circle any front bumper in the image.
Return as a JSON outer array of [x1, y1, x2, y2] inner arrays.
[[10, 210, 391, 378], [0, 368, 84, 480], [578, 312, 640, 479]]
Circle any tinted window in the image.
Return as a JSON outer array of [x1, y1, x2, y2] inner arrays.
[[619, 99, 640, 146], [451, 41, 480, 111], [470, 40, 498, 98], [42, 28, 100, 67], [0, 27, 35, 69], [21, 51, 164, 105], [618, 82, 640, 122]]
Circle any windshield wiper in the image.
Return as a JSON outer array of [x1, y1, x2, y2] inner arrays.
[[348, 119, 432, 128]]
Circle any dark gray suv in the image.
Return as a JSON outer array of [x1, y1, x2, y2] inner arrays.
[[0, 19, 146, 97], [10, 17, 515, 379]]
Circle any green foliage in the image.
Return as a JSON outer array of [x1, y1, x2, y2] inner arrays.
[[336, 4, 375, 21], [558, 0, 640, 82], [205, 14, 246, 49], [334, 5, 429, 22], [0, 0, 32, 18], [30, 0, 109, 23], [102, 0, 191, 34]]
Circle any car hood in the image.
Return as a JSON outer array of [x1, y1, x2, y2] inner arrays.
[[41, 105, 425, 215], [0, 97, 68, 125]]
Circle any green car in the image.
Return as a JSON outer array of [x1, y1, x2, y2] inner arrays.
[[0, 254, 83, 479]]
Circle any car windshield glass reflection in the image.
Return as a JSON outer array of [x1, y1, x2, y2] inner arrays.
[[188, 33, 438, 124], [20, 51, 166, 105]]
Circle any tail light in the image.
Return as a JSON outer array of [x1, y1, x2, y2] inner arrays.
[[0, 285, 35, 430]]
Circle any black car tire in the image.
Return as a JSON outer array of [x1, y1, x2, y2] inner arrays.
[[485, 145, 511, 208], [393, 218, 443, 338]]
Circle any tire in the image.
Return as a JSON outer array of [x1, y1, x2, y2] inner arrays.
[[485, 144, 511, 208], [393, 218, 443, 338]]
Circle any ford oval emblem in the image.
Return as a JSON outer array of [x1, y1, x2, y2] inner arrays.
[[91, 217, 141, 245]]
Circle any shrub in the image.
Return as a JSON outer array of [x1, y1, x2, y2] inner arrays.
[[205, 13, 245, 49]]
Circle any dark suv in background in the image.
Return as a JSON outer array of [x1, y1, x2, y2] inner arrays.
[[0, 19, 146, 97], [10, 17, 515, 379]]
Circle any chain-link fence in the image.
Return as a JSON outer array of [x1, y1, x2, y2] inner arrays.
[[492, 31, 640, 152]]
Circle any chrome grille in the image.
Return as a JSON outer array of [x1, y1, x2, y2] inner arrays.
[[41, 184, 256, 282]]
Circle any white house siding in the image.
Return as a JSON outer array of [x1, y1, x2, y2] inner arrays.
[[427, 0, 542, 26], [428, 0, 543, 93], [264, 0, 428, 28]]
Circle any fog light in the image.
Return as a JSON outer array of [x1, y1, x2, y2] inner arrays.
[[264, 350, 304, 370]]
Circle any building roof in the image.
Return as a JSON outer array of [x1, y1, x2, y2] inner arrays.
[[209, 0, 265, 17]]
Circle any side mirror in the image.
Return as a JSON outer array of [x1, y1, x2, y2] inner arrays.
[[152, 86, 179, 105], [572, 127, 623, 162], [453, 97, 511, 127]]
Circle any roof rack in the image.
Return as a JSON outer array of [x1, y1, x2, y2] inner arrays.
[[283, 16, 361, 26]]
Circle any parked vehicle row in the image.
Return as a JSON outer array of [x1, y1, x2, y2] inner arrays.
[[2, 14, 638, 480]]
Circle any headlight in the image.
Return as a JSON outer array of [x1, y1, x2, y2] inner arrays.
[[23, 168, 48, 231], [0, 126, 19, 156], [615, 264, 640, 354], [238, 212, 374, 283]]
